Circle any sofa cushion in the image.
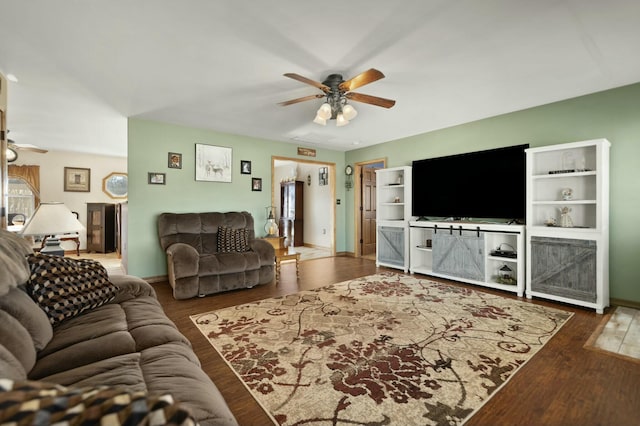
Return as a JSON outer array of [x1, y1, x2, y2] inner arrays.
[[0, 311, 37, 374], [216, 252, 260, 274], [0, 345, 27, 380], [217, 226, 250, 253], [0, 379, 197, 426], [0, 229, 34, 296], [0, 287, 53, 351], [26, 254, 119, 326]]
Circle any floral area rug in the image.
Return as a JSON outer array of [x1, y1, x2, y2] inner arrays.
[[191, 272, 573, 425]]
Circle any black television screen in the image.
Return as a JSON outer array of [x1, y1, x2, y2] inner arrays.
[[411, 144, 528, 221]]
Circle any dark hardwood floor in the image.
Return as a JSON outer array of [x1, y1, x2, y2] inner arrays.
[[152, 257, 640, 426]]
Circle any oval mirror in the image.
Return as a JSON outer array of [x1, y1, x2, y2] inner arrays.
[[102, 172, 128, 199]]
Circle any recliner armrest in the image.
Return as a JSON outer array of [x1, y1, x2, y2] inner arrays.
[[250, 239, 275, 266], [166, 243, 200, 280]]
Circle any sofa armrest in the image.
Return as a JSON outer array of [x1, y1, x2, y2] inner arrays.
[[251, 239, 275, 266], [165, 243, 199, 282], [108, 275, 156, 304]]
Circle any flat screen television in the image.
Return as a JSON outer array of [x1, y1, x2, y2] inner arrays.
[[411, 144, 529, 221]]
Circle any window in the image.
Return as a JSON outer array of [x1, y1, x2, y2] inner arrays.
[[8, 177, 35, 223]]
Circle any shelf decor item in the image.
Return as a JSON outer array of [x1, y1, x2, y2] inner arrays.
[[498, 264, 516, 285], [559, 206, 574, 227], [561, 187, 573, 200]]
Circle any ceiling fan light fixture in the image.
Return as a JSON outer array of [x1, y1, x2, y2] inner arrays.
[[342, 104, 358, 121], [6, 147, 18, 162], [313, 115, 327, 126], [336, 113, 349, 127], [317, 103, 332, 120]]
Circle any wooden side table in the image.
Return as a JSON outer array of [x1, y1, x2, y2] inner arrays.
[[263, 236, 285, 250], [274, 248, 300, 282]]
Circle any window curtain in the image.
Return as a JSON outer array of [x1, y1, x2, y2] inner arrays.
[[8, 164, 40, 207]]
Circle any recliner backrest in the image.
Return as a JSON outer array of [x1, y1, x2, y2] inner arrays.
[[158, 211, 255, 255]]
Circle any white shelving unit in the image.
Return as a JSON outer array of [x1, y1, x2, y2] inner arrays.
[[376, 166, 412, 272], [526, 138, 610, 313], [410, 221, 525, 296]]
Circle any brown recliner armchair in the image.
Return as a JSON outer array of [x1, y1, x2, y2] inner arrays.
[[158, 211, 275, 300]]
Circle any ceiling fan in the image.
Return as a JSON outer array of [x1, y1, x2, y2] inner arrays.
[[5, 130, 48, 162], [279, 68, 395, 126]]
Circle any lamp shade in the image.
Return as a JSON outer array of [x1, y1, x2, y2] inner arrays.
[[20, 202, 85, 236]]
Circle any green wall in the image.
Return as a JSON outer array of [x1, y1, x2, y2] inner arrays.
[[346, 82, 640, 303], [127, 119, 346, 279], [128, 83, 640, 303]]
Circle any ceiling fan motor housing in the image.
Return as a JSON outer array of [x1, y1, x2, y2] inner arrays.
[[323, 74, 346, 119]]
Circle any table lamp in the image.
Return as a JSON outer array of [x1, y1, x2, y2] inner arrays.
[[20, 202, 85, 256]]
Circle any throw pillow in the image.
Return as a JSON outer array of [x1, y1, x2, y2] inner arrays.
[[217, 226, 250, 253], [0, 379, 197, 426], [26, 254, 119, 326]]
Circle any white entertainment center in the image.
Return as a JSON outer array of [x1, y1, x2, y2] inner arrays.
[[375, 138, 609, 312], [409, 221, 525, 297]]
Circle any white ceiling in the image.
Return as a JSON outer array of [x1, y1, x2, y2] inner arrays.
[[1, 0, 639, 157]]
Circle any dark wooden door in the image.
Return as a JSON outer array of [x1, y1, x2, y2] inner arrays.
[[87, 203, 116, 253], [361, 168, 378, 256], [279, 181, 304, 247]]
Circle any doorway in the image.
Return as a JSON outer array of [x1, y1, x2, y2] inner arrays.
[[271, 156, 336, 258], [353, 159, 386, 258]]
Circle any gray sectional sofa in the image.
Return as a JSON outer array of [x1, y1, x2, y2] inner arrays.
[[158, 211, 275, 300], [0, 229, 237, 425]]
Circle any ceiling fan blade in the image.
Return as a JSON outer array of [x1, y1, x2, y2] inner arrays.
[[345, 92, 396, 109], [278, 93, 325, 106], [9, 142, 49, 153], [283, 73, 331, 93], [339, 68, 385, 92]]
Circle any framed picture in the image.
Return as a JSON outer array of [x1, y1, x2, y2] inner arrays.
[[148, 172, 166, 185], [240, 160, 251, 175], [252, 177, 262, 191], [195, 143, 232, 182], [64, 167, 91, 192], [168, 152, 182, 169], [319, 167, 328, 186]]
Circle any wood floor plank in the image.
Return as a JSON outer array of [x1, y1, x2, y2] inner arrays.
[[152, 257, 640, 426]]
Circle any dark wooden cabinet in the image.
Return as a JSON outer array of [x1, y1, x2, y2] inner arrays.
[[87, 203, 116, 253], [279, 181, 304, 247]]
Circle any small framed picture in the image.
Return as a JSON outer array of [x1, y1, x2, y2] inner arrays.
[[64, 167, 91, 192], [252, 177, 262, 191], [168, 152, 182, 169], [240, 160, 251, 175], [319, 166, 328, 186], [148, 172, 166, 185]]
